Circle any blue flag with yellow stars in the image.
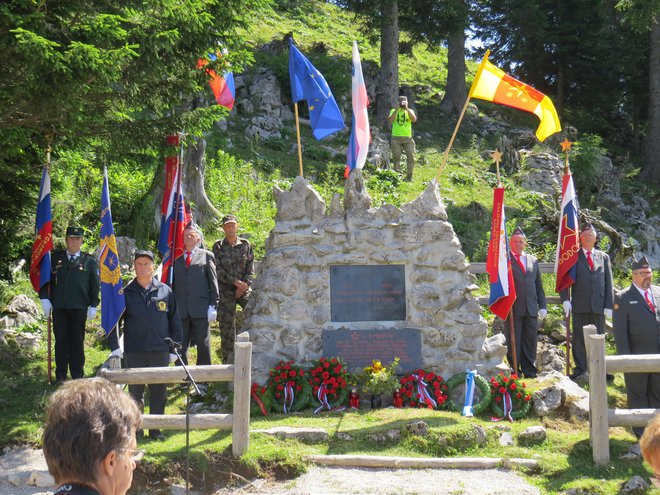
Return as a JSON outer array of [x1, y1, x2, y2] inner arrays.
[[100, 168, 125, 335], [289, 39, 345, 140]]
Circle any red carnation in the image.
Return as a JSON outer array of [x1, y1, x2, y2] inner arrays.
[[524, 395, 531, 402], [499, 387, 506, 394], [502, 376, 509, 382], [313, 386, 319, 393], [331, 357, 337, 363], [288, 380, 295, 387], [495, 396, 501, 402], [517, 392, 522, 399], [276, 384, 284, 391], [290, 370, 297, 377], [433, 381, 440, 388], [324, 361, 330, 368], [322, 372, 330, 379], [511, 374, 518, 380], [299, 370, 305, 376], [280, 372, 287, 379], [510, 383, 517, 391], [296, 385, 302, 392]]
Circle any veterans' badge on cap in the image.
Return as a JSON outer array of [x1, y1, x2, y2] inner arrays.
[[66, 226, 84, 237], [632, 255, 650, 271], [157, 301, 167, 311]]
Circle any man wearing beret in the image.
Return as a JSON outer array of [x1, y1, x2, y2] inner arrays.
[[108, 250, 182, 441], [508, 227, 547, 378], [212, 215, 254, 364], [614, 255, 660, 441], [173, 223, 219, 365], [560, 223, 614, 380], [39, 226, 100, 383]]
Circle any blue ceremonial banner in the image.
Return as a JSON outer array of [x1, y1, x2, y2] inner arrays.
[[100, 168, 125, 335], [289, 39, 345, 140]]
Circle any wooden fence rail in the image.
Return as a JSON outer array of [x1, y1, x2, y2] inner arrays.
[[99, 331, 252, 457], [585, 325, 660, 464]]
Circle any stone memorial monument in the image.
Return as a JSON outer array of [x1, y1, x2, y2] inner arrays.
[[242, 171, 507, 382]]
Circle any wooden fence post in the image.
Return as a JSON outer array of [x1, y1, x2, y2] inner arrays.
[[583, 325, 597, 363], [587, 333, 609, 465], [232, 333, 252, 457]]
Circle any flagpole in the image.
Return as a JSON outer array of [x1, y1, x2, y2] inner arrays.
[[45, 141, 53, 385], [436, 50, 491, 181], [294, 103, 304, 177], [170, 132, 185, 286], [561, 138, 573, 376], [508, 311, 518, 374]]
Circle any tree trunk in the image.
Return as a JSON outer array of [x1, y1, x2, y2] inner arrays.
[[375, 0, 399, 127], [644, 17, 660, 184], [439, 29, 467, 115], [183, 137, 222, 225]]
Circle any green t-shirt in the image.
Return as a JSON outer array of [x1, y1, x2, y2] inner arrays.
[[390, 108, 413, 137]]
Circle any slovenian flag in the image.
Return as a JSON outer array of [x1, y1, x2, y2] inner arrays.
[[555, 172, 580, 292], [486, 186, 516, 319], [30, 167, 53, 293], [197, 54, 236, 110], [345, 40, 370, 178]]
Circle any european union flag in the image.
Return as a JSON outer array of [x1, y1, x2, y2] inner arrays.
[[100, 168, 125, 335], [289, 39, 345, 140]]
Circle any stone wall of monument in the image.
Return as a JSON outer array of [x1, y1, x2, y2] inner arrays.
[[242, 172, 507, 383]]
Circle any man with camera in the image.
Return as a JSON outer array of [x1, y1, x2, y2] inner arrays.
[[387, 94, 418, 181]]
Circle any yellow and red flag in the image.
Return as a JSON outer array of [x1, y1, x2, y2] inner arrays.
[[470, 52, 561, 142]]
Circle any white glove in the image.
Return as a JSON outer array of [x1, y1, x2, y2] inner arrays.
[[604, 308, 613, 319], [40, 299, 52, 317], [207, 305, 217, 323], [87, 306, 97, 320], [538, 309, 548, 320], [110, 348, 123, 359], [169, 353, 178, 364], [562, 300, 572, 317]]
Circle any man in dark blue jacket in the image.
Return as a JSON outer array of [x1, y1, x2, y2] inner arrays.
[[109, 250, 182, 441]]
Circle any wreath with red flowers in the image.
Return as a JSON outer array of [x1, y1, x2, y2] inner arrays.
[[309, 357, 349, 411], [489, 372, 532, 420], [399, 369, 448, 409], [266, 360, 312, 413], [250, 383, 273, 416]]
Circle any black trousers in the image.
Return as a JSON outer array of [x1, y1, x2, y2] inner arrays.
[[125, 351, 169, 416], [506, 315, 539, 378], [52, 308, 87, 380], [571, 312, 605, 375], [180, 316, 211, 365]]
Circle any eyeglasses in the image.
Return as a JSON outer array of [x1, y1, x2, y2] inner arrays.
[[119, 448, 145, 462]]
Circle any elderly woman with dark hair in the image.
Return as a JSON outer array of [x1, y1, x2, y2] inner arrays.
[[42, 378, 142, 495]]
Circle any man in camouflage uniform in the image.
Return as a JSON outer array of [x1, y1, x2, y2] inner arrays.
[[40, 226, 100, 383], [212, 215, 254, 363]]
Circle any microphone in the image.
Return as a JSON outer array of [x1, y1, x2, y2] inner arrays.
[[164, 337, 181, 350]]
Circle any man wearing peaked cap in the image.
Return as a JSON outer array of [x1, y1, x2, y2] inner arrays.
[[508, 226, 547, 378], [107, 248, 182, 441], [39, 226, 100, 383], [212, 214, 254, 364], [559, 222, 614, 380], [614, 255, 660, 442]]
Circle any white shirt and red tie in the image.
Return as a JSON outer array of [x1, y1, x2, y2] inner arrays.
[[513, 253, 526, 273], [185, 249, 195, 268], [583, 248, 595, 271]]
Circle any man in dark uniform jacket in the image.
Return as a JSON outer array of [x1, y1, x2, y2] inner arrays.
[[173, 223, 219, 365], [39, 226, 100, 383], [42, 378, 142, 495], [108, 250, 182, 441], [212, 215, 254, 364], [508, 227, 547, 378], [614, 255, 660, 439], [560, 223, 613, 379]]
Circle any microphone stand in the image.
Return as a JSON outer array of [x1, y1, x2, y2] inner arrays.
[[167, 340, 200, 495]]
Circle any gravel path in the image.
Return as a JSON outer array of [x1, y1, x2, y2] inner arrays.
[[1, 447, 541, 495]]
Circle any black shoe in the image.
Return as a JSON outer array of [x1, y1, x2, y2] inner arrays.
[[569, 372, 584, 380], [149, 430, 166, 442], [606, 373, 615, 381]]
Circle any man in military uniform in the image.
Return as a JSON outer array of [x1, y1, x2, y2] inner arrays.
[[614, 255, 660, 441], [212, 215, 254, 363], [559, 223, 614, 380], [108, 250, 182, 441], [42, 378, 142, 495], [173, 223, 219, 365], [40, 226, 100, 383]]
